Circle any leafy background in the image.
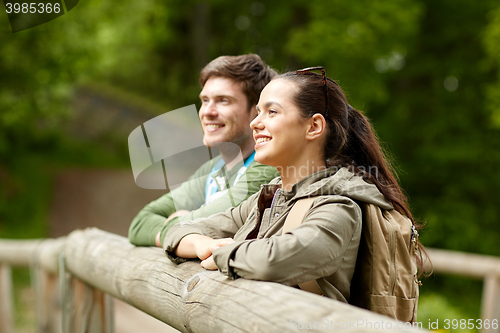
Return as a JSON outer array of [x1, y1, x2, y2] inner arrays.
[[1, 0, 500, 329]]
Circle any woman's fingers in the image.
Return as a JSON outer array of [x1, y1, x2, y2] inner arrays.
[[197, 238, 235, 260], [201, 255, 218, 270], [212, 238, 235, 248]]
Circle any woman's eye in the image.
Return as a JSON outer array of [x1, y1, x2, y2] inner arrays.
[[269, 109, 277, 114]]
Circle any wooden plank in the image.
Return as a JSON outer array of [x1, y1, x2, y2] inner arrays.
[[38, 238, 66, 274], [0, 238, 65, 273], [481, 275, 500, 333], [0, 239, 42, 266], [426, 248, 500, 278], [63, 228, 427, 333], [0, 264, 13, 333]]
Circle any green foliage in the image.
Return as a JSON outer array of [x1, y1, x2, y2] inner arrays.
[[11, 268, 35, 331], [418, 293, 476, 333], [484, 5, 500, 127], [1, 0, 500, 319], [287, 0, 423, 107]]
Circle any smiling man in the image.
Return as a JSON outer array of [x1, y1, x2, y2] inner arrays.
[[128, 54, 279, 248]]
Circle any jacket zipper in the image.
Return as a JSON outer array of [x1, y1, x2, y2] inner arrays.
[[384, 212, 397, 295], [410, 224, 419, 298], [268, 188, 281, 227]]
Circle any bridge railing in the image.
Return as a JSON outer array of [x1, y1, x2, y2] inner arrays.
[[0, 228, 498, 333]]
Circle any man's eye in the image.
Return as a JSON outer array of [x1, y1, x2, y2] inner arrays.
[[221, 98, 229, 103]]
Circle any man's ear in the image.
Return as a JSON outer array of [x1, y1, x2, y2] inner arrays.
[[306, 114, 326, 140]]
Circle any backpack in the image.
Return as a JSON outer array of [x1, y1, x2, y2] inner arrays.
[[284, 199, 420, 323]]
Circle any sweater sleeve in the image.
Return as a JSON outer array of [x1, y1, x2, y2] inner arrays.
[[212, 197, 362, 286], [127, 160, 211, 246]]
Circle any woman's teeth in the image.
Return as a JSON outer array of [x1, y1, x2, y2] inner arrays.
[[256, 137, 271, 144]]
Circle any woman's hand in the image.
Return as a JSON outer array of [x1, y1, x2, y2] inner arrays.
[[201, 255, 217, 270], [194, 236, 235, 260], [175, 234, 235, 264]]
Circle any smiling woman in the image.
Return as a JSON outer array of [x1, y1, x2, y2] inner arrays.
[[251, 78, 327, 186], [163, 68, 424, 310]]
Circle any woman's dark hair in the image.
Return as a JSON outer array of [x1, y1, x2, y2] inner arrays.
[[276, 71, 429, 275]]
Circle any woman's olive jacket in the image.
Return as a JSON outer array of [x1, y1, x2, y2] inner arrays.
[[163, 167, 392, 302]]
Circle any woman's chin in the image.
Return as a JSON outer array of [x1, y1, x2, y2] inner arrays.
[[254, 152, 272, 167]]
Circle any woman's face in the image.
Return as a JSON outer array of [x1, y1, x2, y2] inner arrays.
[[250, 79, 311, 168]]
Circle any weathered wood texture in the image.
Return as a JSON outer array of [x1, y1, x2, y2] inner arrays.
[[63, 228, 424, 333], [0, 238, 65, 273], [33, 267, 61, 333], [425, 248, 500, 278], [0, 239, 42, 266], [0, 264, 13, 333], [1, 233, 500, 332], [60, 275, 114, 333]]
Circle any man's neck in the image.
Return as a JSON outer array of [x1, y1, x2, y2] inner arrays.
[[219, 142, 254, 171]]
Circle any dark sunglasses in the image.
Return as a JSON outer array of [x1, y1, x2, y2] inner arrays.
[[296, 66, 330, 117]]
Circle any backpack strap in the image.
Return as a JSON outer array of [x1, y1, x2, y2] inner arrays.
[[283, 197, 324, 296]]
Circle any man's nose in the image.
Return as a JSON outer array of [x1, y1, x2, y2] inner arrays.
[[199, 101, 218, 118]]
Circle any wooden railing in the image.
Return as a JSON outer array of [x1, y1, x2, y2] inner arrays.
[[0, 228, 497, 333], [424, 248, 500, 328]]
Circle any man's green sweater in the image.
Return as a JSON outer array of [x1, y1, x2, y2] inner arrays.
[[128, 155, 279, 246]]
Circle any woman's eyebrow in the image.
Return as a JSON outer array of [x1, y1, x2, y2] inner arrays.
[[263, 101, 283, 109]]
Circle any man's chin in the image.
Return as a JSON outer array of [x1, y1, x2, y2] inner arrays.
[[203, 139, 224, 148], [204, 140, 242, 154]]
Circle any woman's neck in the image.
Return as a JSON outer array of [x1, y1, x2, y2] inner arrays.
[[278, 156, 327, 191]]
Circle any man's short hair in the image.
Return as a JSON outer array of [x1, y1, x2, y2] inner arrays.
[[199, 54, 277, 108]]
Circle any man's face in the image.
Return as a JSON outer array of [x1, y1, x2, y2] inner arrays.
[[199, 76, 257, 151]]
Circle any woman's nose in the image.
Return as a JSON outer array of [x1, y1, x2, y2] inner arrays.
[[250, 113, 264, 130]]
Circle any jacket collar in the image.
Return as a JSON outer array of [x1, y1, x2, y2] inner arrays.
[[260, 166, 393, 210]]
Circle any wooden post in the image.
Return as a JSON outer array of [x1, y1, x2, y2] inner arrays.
[[32, 264, 61, 333], [60, 253, 114, 333], [0, 263, 13, 333], [481, 275, 500, 333]]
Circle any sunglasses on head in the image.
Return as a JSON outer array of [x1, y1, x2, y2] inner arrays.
[[296, 66, 330, 117]]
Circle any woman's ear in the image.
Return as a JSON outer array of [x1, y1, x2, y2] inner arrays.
[[305, 114, 326, 140]]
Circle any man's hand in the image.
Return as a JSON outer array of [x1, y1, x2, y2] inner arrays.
[[167, 210, 190, 221], [155, 210, 192, 247]]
